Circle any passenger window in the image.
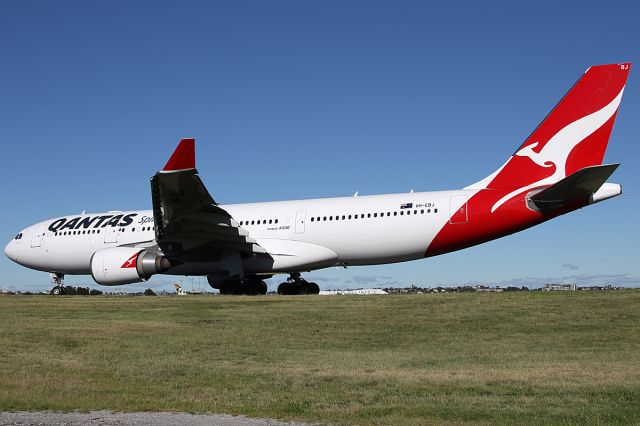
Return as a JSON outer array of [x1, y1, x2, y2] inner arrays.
[[407, 211, 410, 215], [269, 219, 273, 224], [367, 213, 371, 218], [394, 212, 397, 216], [329, 216, 333, 221], [348, 215, 352, 219], [275, 219, 279, 224], [374, 213, 377, 217], [434, 209, 438, 213], [323, 217, 327, 221], [414, 210, 418, 214], [400, 211, 404, 215], [421, 210, 425, 214], [427, 209, 431, 213], [311, 217, 314, 222], [342, 215, 345, 220], [360, 214, 364, 218]]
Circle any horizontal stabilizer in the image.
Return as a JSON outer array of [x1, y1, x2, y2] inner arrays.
[[528, 164, 619, 212]]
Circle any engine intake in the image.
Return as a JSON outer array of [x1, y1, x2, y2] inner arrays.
[[90, 247, 170, 285]]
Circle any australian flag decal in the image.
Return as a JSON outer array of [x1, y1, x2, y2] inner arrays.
[[400, 203, 413, 209]]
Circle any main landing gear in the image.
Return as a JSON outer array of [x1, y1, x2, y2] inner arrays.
[[218, 277, 268, 295], [277, 273, 320, 295], [50, 272, 65, 295]]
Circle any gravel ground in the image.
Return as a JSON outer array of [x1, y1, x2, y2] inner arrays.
[[0, 411, 313, 426]]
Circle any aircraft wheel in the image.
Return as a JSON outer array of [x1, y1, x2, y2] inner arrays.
[[299, 281, 319, 295], [242, 280, 262, 295], [277, 282, 296, 295], [219, 280, 241, 295], [51, 286, 63, 296], [307, 282, 320, 294], [259, 280, 268, 295]]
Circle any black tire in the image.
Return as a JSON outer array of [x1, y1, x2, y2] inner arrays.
[[242, 280, 261, 296], [259, 280, 268, 295], [219, 280, 241, 295], [308, 282, 320, 294], [51, 287, 62, 296], [299, 282, 319, 295], [277, 281, 297, 295]]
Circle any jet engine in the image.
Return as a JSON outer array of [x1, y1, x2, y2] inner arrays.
[[90, 247, 171, 285]]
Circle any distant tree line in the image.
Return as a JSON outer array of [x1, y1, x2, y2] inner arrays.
[[383, 285, 530, 294]]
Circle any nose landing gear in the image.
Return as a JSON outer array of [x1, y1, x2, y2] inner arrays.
[[277, 273, 320, 295], [50, 272, 66, 295]]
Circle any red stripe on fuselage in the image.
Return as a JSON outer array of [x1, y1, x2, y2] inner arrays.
[[425, 189, 586, 257]]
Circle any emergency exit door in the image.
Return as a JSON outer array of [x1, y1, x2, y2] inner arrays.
[[295, 210, 306, 234], [449, 195, 468, 224]]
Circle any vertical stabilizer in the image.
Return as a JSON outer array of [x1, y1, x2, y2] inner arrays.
[[467, 63, 630, 213]]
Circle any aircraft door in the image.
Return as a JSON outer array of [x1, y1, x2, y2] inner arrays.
[[449, 195, 468, 224], [104, 227, 118, 244], [295, 210, 306, 234], [30, 227, 43, 248]]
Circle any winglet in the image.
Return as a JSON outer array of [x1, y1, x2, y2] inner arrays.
[[162, 138, 196, 172]]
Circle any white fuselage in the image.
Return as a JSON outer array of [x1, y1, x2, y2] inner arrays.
[[4, 189, 471, 277]]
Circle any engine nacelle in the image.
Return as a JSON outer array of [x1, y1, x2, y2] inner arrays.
[[90, 247, 171, 286]]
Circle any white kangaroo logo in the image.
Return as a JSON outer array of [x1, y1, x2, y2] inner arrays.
[[490, 87, 625, 213]]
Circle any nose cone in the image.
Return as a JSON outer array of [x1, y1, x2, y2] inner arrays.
[[4, 240, 18, 263]]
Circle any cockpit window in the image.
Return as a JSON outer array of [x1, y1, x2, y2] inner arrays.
[[14, 233, 23, 240]]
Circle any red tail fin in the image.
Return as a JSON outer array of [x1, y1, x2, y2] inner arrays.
[[162, 138, 196, 172], [469, 63, 630, 199]]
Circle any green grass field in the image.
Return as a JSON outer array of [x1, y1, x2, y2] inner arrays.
[[1, 291, 639, 424]]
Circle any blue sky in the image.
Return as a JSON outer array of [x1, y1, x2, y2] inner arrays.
[[1, 0, 638, 292]]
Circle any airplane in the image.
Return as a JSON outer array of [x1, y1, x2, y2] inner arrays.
[[4, 62, 631, 295]]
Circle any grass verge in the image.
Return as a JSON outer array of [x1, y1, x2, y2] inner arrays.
[[0, 291, 639, 424]]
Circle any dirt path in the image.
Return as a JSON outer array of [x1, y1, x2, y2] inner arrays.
[[0, 411, 313, 426]]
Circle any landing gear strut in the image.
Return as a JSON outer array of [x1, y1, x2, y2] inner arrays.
[[50, 272, 66, 295], [277, 273, 320, 295], [217, 277, 268, 295]]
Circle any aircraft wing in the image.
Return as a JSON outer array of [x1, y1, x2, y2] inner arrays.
[[150, 139, 267, 261], [527, 164, 619, 212]]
